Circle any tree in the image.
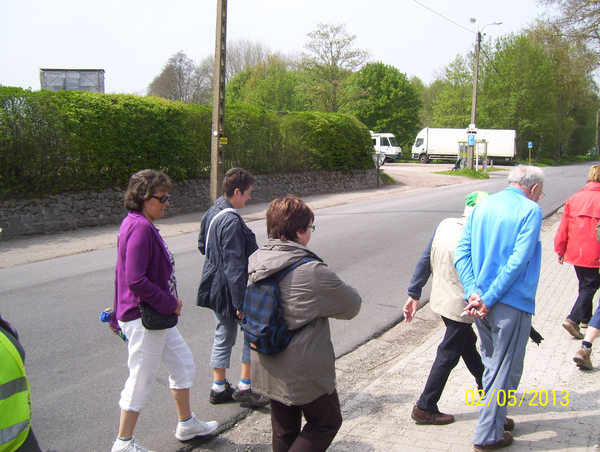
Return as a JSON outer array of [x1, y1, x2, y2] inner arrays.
[[226, 54, 301, 111], [344, 62, 422, 151], [536, 25, 599, 156], [193, 56, 214, 105], [537, 0, 600, 50], [476, 33, 558, 159], [479, 28, 599, 158], [413, 76, 444, 127], [226, 69, 253, 106], [430, 55, 474, 128], [429, 28, 598, 159], [299, 23, 370, 113], [148, 40, 272, 105], [226, 39, 272, 82], [147, 51, 212, 104]]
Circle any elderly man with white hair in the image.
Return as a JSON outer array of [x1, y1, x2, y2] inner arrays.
[[455, 164, 545, 452]]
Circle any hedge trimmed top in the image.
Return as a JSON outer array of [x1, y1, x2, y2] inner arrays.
[[0, 87, 375, 197]]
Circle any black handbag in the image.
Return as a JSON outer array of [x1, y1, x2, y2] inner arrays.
[[139, 302, 178, 330]]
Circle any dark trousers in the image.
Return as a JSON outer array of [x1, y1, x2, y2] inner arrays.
[[270, 390, 343, 452], [568, 266, 600, 324], [17, 429, 42, 452], [417, 316, 484, 413]]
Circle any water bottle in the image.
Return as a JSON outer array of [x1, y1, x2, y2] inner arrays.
[[99, 308, 128, 342]]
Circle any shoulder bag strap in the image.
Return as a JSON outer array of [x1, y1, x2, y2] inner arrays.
[[271, 257, 317, 335], [205, 208, 237, 249]]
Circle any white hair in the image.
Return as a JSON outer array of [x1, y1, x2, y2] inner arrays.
[[507, 164, 545, 188]]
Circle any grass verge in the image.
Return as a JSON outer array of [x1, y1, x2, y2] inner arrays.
[[435, 168, 490, 179]]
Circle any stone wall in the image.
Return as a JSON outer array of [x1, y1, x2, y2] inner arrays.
[[0, 169, 380, 241]]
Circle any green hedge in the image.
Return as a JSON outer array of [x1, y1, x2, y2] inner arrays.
[[280, 112, 374, 171], [0, 87, 374, 197]]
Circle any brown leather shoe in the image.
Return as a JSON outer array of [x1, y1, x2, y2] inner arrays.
[[504, 418, 514, 431], [574, 347, 593, 370], [411, 404, 454, 425], [563, 318, 584, 339], [474, 431, 513, 451]]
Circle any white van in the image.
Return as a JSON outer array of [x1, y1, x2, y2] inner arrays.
[[371, 131, 402, 163]]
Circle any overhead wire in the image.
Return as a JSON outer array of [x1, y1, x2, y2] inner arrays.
[[413, 0, 537, 106], [412, 0, 475, 35]]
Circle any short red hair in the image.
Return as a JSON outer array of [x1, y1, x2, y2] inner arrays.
[[266, 195, 314, 242]]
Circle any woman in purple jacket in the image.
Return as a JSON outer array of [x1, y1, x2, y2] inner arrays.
[[110, 170, 217, 452]]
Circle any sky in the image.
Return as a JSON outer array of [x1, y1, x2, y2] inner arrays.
[[0, 0, 549, 95]]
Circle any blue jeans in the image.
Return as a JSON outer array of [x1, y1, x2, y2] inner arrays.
[[210, 311, 251, 369]]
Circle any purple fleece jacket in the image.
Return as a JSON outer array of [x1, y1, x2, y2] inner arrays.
[[111, 211, 178, 329]]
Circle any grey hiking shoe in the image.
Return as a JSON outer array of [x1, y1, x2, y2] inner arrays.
[[232, 387, 270, 407]]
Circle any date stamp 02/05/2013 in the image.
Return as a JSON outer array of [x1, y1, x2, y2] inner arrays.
[[465, 389, 570, 407]]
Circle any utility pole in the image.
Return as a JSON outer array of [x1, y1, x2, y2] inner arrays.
[[468, 19, 501, 171], [468, 30, 481, 171], [210, 0, 227, 202]]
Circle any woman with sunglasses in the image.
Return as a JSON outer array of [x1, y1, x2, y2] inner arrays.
[[110, 169, 217, 452]]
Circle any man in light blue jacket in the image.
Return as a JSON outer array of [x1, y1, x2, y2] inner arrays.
[[455, 165, 545, 452]]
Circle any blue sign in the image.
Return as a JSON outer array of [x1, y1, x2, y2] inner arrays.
[[528, 141, 533, 149], [467, 134, 475, 146]]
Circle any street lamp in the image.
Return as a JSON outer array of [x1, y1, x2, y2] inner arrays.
[[467, 18, 502, 170]]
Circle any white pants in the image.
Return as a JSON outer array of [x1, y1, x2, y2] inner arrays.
[[118, 318, 195, 412]]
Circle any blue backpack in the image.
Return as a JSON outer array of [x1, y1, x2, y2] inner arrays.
[[242, 257, 315, 355]]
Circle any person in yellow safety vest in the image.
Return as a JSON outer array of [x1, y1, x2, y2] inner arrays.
[[0, 316, 41, 452]]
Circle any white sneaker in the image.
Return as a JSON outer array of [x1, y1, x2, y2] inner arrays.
[[175, 413, 219, 441], [111, 437, 154, 452]]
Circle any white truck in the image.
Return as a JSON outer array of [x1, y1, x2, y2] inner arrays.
[[371, 131, 402, 163], [411, 128, 516, 164]]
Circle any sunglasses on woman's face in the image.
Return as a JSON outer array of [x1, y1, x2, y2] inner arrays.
[[151, 194, 170, 203]]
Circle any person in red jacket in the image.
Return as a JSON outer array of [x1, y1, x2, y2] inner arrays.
[[555, 165, 600, 340]]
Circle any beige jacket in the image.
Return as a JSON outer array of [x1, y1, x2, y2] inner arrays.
[[429, 216, 473, 323], [248, 239, 362, 406]]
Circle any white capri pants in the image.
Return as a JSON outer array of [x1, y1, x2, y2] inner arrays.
[[118, 318, 195, 412]]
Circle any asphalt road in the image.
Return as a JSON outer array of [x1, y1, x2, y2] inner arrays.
[[0, 162, 590, 452]]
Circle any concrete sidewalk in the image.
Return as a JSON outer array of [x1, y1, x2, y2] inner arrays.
[[205, 215, 600, 451], [331, 217, 599, 451]]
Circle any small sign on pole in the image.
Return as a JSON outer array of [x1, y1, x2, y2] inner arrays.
[[467, 134, 475, 146]]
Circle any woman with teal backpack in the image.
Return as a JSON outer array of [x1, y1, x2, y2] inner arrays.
[[248, 195, 362, 452]]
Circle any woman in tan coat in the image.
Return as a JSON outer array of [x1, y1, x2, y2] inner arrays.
[[248, 195, 362, 452]]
